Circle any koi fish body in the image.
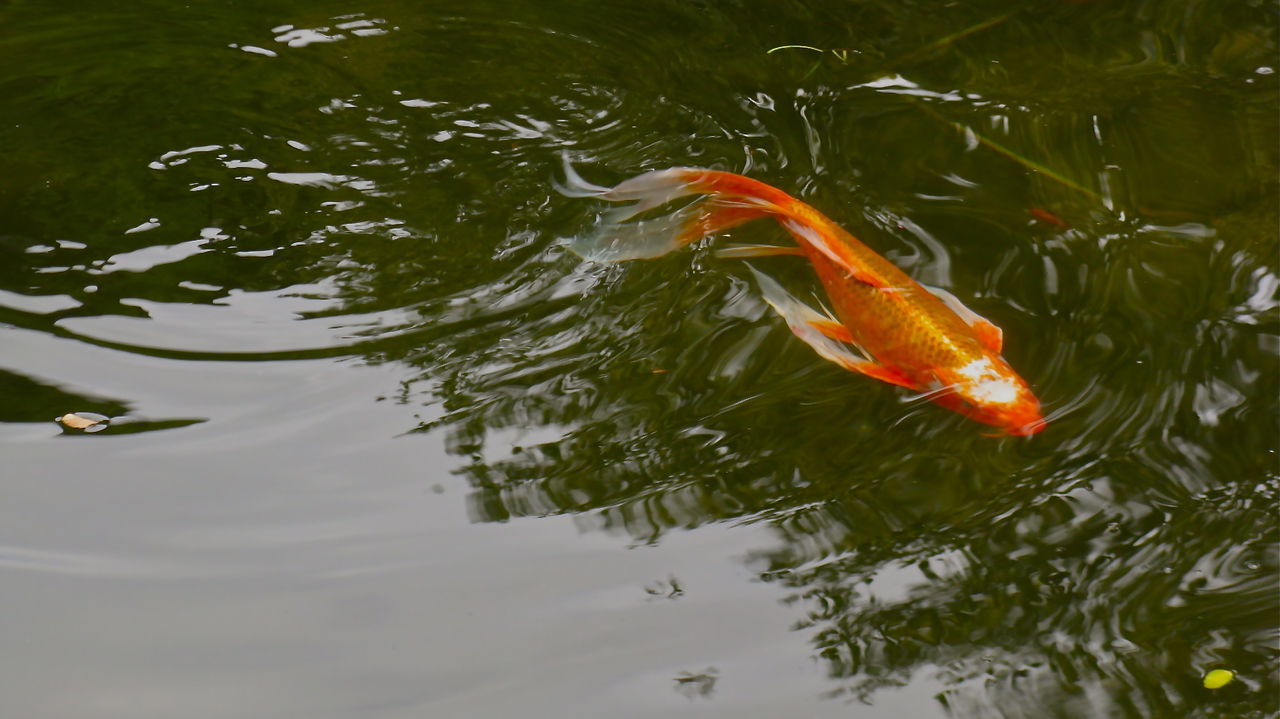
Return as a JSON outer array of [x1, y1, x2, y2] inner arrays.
[[560, 163, 1045, 436]]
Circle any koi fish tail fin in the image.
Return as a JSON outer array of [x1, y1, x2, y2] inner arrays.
[[557, 159, 779, 262]]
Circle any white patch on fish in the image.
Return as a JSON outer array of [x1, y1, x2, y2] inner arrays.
[[955, 358, 1019, 405]]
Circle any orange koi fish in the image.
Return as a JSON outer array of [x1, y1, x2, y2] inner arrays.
[[559, 163, 1046, 436]]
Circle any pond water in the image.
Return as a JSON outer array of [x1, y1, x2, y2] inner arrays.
[[2, 1, 1277, 717]]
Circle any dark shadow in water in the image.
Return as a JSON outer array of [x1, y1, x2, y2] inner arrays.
[[0, 369, 130, 423], [357, 3, 1276, 714], [359, 122, 1278, 711], [394, 238, 1277, 717], [0, 369, 206, 435], [359, 3, 1278, 713]]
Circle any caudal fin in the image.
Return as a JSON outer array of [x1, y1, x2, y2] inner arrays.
[[557, 158, 777, 262]]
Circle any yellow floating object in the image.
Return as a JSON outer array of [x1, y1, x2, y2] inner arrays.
[[1203, 669, 1236, 689]]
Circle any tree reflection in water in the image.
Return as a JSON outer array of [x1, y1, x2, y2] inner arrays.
[[367, 217, 1276, 716], [288, 3, 1278, 711]]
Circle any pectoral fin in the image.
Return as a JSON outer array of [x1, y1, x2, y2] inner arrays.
[[748, 266, 867, 368], [848, 361, 918, 390], [925, 285, 1004, 354], [748, 267, 920, 391], [808, 318, 853, 344], [970, 320, 1004, 355]]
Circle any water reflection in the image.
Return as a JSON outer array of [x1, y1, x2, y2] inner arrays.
[[0, 369, 129, 422], [386, 4, 1275, 715], [2, 0, 1275, 715]]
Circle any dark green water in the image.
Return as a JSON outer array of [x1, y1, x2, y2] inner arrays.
[[2, 1, 1277, 717]]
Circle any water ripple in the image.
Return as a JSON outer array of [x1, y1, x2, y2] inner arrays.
[[1, 0, 1275, 715]]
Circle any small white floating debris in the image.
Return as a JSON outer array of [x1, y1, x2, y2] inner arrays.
[[57, 412, 110, 432]]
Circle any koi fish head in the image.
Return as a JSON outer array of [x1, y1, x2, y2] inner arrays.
[[934, 356, 1046, 436]]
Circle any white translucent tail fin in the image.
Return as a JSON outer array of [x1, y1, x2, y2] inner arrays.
[[557, 158, 773, 262]]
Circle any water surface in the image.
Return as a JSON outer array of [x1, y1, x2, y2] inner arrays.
[[2, 1, 1277, 717]]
